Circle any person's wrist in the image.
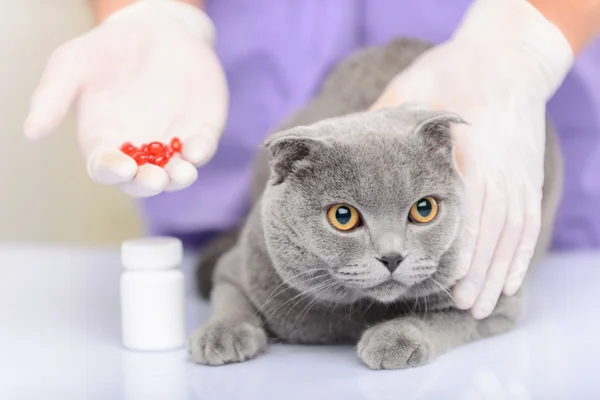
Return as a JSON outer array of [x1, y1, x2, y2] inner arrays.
[[528, 0, 600, 55], [93, 0, 136, 23], [452, 0, 573, 100], [93, 0, 203, 23], [101, 0, 215, 45]]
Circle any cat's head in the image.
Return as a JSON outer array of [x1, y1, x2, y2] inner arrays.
[[261, 105, 465, 304]]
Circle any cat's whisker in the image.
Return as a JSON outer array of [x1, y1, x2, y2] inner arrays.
[[261, 283, 321, 325], [364, 298, 377, 315], [347, 290, 361, 322], [415, 293, 421, 315], [294, 282, 341, 328], [400, 297, 414, 317], [431, 278, 455, 303], [328, 295, 344, 333], [318, 285, 346, 327], [262, 268, 324, 303], [296, 298, 320, 327], [410, 296, 418, 316], [263, 279, 337, 328], [282, 280, 338, 328], [419, 287, 428, 322], [257, 274, 324, 312], [256, 269, 326, 316]]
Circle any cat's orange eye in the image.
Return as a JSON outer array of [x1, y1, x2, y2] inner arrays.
[[327, 204, 361, 231], [408, 197, 439, 224]]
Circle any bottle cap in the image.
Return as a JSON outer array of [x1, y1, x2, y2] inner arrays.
[[121, 236, 183, 271]]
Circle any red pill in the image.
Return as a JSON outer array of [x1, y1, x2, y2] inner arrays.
[[120, 142, 137, 156], [170, 137, 182, 153], [130, 151, 148, 166], [153, 154, 169, 168], [147, 141, 165, 155], [164, 145, 174, 158], [140, 143, 149, 154]]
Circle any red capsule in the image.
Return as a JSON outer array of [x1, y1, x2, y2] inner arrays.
[[140, 143, 149, 154], [147, 141, 165, 155], [164, 145, 174, 158], [152, 154, 169, 168], [170, 137, 182, 153], [130, 151, 148, 166], [120, 142, 137, 156]]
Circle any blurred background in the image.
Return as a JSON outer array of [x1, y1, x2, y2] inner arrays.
[[1, 0, 598, 250], [0, 0, 142, 244]]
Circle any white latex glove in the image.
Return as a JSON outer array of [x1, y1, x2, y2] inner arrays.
[[371, 0, 572, 318], [24, 0, 228, 197]]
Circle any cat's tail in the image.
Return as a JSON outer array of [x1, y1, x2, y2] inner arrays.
[[195, 227, 242, 298]]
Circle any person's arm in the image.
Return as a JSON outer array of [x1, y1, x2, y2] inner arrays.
[[529, 0, 600, 55], [92, 0, 204, 23]]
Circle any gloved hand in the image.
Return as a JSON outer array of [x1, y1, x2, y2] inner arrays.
[[371, 0, 572, 318], [24, 0, 228, 197]]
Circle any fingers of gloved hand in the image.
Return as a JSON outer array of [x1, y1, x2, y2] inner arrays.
[[503, 199, 542, 296], [454, 167, 485, 280], [453, 180, 507, 310], [87, 148, 138, 185], [164, 156, 198, 192], [119, 164, 169, 198], [180, 132, 219, 167], [470, 192, 524, 319], [24, 42, 81, 140]]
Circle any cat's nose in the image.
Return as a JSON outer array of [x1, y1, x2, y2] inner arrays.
[[376, 253, 404, 273]]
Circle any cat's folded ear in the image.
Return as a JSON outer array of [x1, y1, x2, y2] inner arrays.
[[413, 109, 466, 158], [263, 127, 330, 184]]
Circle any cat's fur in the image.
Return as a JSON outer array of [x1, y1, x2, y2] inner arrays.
[[189, 38, 562, 369]]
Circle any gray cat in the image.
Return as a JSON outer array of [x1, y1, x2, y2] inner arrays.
[[188, 38, 563, 369]]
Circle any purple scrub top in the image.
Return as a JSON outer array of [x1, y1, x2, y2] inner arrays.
[[141, 0, 600, 251]]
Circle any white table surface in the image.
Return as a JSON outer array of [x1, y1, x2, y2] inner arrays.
[[0, 244, 598, 400]]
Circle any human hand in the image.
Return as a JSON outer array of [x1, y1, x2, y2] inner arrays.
[[371, 0, 572, 318], [24, 0, 228, 197]]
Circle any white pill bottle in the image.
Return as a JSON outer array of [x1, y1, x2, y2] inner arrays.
[[120, 237, 186, 351]]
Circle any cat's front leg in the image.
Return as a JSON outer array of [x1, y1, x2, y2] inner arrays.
[[357, 293, 522, 370], [188, 281, 267, 366]]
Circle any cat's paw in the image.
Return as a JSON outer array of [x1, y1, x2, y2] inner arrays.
[[357, 320, 434, 370], [188, 319, 267, 366]]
